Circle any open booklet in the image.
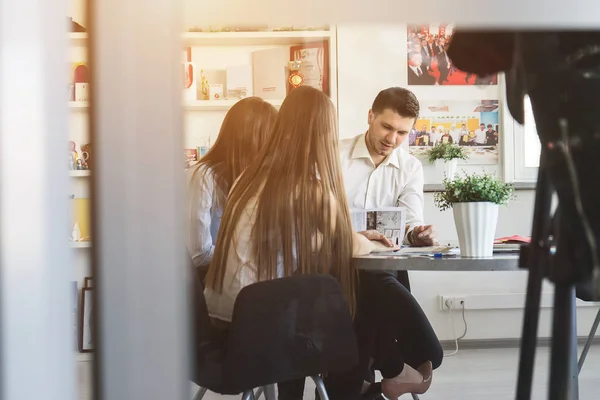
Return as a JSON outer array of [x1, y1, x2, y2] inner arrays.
[[350, 207, 407, 248]]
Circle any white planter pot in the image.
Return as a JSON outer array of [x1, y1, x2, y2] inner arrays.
[[434, 158, 458, 181], [453, 202, 499, 258]]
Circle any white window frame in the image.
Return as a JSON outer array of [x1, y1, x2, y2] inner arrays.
[[500, 74, 540, 184], [513, 117, 540, 182]]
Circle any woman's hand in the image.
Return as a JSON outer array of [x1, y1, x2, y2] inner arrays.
[[359, 230, 394, 248], [352, 232, 376, 256]]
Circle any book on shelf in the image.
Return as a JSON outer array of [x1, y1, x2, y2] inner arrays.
[[350, 207, 407, 247], [252, 47, 289, 99]]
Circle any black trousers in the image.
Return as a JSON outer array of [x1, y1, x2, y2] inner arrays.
[[278, 270, 443, 400]]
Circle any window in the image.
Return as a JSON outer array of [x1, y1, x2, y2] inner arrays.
[[513, 95, 541, 181]]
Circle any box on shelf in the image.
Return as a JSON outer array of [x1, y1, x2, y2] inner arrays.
[[73, 62, 89, 102], [209, 84, 224, 100], [198, 69, 226, 101], [226, 65, 252, 99], [252, 47, 288, 100]]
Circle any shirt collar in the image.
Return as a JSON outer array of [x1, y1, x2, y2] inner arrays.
[[351, 133, 400, 169]]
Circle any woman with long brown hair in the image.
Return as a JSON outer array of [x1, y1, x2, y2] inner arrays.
[[204, 86, 376, 321], [187, 97, 277, 278]]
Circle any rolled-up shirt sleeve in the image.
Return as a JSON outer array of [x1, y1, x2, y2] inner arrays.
[[397, 161, 425, 244]]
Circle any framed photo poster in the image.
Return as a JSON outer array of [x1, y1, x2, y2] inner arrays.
[[406, 24, 498, 86], [79, 277, 94, 352], [408, 99, 500, 165], [289, 40, 330, 96]]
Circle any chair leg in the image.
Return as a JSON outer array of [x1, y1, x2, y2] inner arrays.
[[192, 387, 208, 400], [262, 384, 276, 400], [311, 375, 329, 400], [578, 307, 600, 373], [254, 387, 264, 399], [241, 390, 256, 400], [411, 394, 420, 400]]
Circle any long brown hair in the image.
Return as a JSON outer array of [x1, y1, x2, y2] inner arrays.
[[206, 86, 357, 314], [187, 97, 277, 250]]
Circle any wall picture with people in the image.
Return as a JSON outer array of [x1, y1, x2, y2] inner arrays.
[[406, 24, 498, 86], [408, 99, 500, 165]]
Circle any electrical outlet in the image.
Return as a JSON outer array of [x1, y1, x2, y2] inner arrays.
[[439, 295, 466, 311]]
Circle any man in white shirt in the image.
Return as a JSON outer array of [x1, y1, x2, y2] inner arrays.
[[429, 126, 439, 146], [339, 87, 437, 248], [474, 123, 487, 145], [326, 88, 440, 400]]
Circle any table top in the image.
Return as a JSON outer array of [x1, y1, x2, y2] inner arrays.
[[353, 253, 521, 272]]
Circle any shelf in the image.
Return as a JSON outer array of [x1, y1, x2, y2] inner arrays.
[[184, 99, 284, 111], [182, 30, 332, 46], [70, 241, 92, 248], [67, 99, 283, 112], [69, 170, 91, 177], [69, 101, 89, 110], [69, 31, 332, 47], [75, 352, 93, 362], [68, 32, 88, 46]]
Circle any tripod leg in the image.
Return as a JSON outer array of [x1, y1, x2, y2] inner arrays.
[[549, 285, 579, 400], [516, 154, 552, 400], [578, 307, 600, 373], [569, 289, 580, 399], [515, 255, 543, 400]]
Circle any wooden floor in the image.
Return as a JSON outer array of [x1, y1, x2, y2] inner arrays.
[[77, 345, 600, 399]]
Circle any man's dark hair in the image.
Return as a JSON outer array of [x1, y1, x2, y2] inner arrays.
[[371, 87, 420, 119], [487, 124, 493, 128], [431, 125, 436, 129]]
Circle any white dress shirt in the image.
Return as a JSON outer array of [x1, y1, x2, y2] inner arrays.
[[186, 165, 223, 268], [409, 65, 424, 76], [430, 130, 439, 145], [475, 128, 487, 145], [339, 133, 425, 241]]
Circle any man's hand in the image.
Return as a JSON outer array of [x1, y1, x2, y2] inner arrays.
[[409, 225, 439, 246], [359, 230, 395, 248]]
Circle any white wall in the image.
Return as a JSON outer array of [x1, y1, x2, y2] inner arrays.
[[336, 23, 600, 341]]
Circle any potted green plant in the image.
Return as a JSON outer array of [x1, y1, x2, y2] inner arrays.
[[434, 173, 515, 257], [427, 142, 468, 180]]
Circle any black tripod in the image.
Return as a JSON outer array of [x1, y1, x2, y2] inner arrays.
[[516, 151, 580, 400]]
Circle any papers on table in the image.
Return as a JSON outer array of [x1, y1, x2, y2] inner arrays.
[[398, 246, 460, 256], [365, 245, 460, 257]]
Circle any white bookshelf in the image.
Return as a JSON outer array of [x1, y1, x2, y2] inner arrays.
[[69, 32, 87, 46], [184, 98, 284, 111], [75, 352, 93, 362], [70, 241, 92, 248], [182, 30, 332, 46], [68, 27, 338, 115], [69, 170, 91, 177], [69, 101, 89, 109], [69, 30, 333, 47]]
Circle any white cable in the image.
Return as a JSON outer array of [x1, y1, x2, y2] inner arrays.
[[457, 302, 468, 340], [444, 300, 459, 357]]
